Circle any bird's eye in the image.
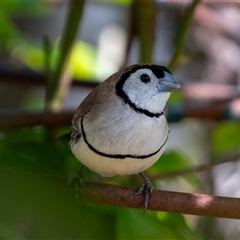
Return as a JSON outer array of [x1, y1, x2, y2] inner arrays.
[[140, 74, 150, 83]]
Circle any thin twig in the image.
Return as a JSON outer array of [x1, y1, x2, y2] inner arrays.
[[0, 66, 98, 87], [45, 0, 85, 110], [151, 152, 240, 180], [133, 0, 155, 63], [0, 110, 73, 130], [168, 0, 201, 71]]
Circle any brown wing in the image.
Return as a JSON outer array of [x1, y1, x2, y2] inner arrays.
[[70, 87, 99, 145], [70, 65, 136, 145]]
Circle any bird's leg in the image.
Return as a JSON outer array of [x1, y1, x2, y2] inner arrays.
[[68, 165, 85, 201], [136, 172, 153, 214]]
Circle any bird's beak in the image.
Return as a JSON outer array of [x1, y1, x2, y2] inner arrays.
[[158, 71, 181, 92]]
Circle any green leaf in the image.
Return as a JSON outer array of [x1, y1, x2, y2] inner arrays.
[[212, 122, 240, 155], [0, 129, 68, 174], [160, 213, 201, 240], [0, 0, 48, 16], [0, 12, 18, 48], [149, 150, 198, 185], [153, 151, 193, 173], [0, 166, 116, 239], [0, 223, 23, 240], [69, 41, 97, 79], [99, 0, 132, 6], [167, 90, 184, 104], [16, 44, 45, 71], [116, 209, 197, 239], [0, 1, 48, 50]]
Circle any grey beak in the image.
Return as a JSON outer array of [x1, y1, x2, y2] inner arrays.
[[158, 71, 181, 92]]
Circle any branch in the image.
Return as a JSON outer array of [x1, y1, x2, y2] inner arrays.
[[0, 65, 97, 87], [78, 181, 240, 219], [0, 110, 73, 130], [1, 101, 239, 130], [1, 65, 240, 102], [132, 0, 155, 63], [168, 0, 201, 71]]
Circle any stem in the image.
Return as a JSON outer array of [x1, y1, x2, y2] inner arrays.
[[168, 0, 201, 71], [132, 0, 155, 63], [45, 0, 85, 111]]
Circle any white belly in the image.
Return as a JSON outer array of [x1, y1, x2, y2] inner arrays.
[[71, 138, 167, 177]]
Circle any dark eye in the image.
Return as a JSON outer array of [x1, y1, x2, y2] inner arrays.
[[140, 74, 150, 83]]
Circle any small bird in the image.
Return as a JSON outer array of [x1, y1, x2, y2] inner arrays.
[[70, 63, 180, 212]]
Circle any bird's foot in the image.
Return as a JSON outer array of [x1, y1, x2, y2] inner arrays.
[[136, 172, 153, 214], [68, 165, 85, 202]]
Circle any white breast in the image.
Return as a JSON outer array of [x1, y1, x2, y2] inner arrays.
[[82, 105, 169, 156], [71, 106, 169, 177]]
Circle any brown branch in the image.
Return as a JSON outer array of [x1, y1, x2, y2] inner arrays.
[[1, 66, 240, 102], [79, 181, 240, 219], [1, 100, 239, 131], [0, 65, 97, 88], [0, 110, 73, 130]]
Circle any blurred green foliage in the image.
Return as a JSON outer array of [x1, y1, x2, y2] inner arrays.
[[212, 122, 240, 155], [116, 210, 201, 239], [14, 40, 98, 80], [0, 163, 116, 239], [151, 151, 198, 185], [102, 0, 133, 6], [0, 127, 201, 239], [0, 0, 47, 51], [0, 0, 98, 82], [0, 0, 201, 238], [1, 0, 237, 239]]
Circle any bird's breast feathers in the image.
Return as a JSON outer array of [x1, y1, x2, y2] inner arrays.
[[83, 102, 168, 153], [71, 109, 169, 176]]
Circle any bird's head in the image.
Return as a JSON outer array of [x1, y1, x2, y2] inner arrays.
[[116, 64, 180, 115]]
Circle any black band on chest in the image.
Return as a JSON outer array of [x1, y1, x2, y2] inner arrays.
[[116, 65, 164, 118], [81, 118, 169, 159]]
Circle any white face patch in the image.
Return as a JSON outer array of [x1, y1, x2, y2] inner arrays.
[[122, 68, 170, 113]]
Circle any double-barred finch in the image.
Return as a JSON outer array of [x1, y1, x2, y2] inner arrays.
[[70, 64, 180, 212]]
